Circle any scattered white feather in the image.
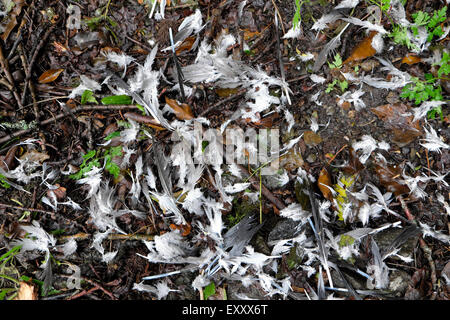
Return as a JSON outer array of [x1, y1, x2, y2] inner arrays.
[[420, 125, 449, 153], [12, 221, 56, 269], [103, 51, 135, 77], [341, 17, 387, 34], [69, 75, 102, 98], [413, 101, 446, 122], [312, 12, 342, 31], [310, 74, 326, 84], [280, 203, 311, 224], [335, 0, 360, 9], [60, 238, 78, 257]]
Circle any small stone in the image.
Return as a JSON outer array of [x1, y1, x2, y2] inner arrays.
[[389, 270, 410, 297], [360, 59, 379, 72], [306, 153, 316, 163], [386, 91, 400, 104]]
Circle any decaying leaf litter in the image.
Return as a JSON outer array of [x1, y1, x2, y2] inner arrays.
[[0, 0, 449, 300]]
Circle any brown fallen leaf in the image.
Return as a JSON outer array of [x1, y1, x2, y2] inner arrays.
[[401, 54, 422, 65], [20, 149, 50, 163], [176, 36, 196, 54], [165, 97, 194, 120], [371, 103, 422, 146], [303, 131, 323, 147], [343, 31, 378, 65], [215, 87, 240, 97], [374, 161, 410, 196], [14, 282, 37, 300], [38, 69, 64, 84], [1, 0, 25, 42], [243, 29, 260, 41], [47, 184, 67, 201], [318, 167, 333, 201]]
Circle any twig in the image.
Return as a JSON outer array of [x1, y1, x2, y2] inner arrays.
[[238, 164, 286, 211], [0, 202, 56, 216], [198, 88, 247, 117], [0, 44, 24, 109], [0, 105, 141, 145], [58, 232, 155, 242], [398, 196, 438, 300]]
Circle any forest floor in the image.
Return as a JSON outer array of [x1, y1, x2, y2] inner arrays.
[[0, 0, 449, 300]]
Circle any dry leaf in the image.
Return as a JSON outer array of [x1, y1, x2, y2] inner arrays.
[[344, 31, 378, 65], [20, 149, 50, 163], [303, 131, 323, 146], [215, 87, 239, 97], [243, 29, 260, 41], [1, 0, 25, 41], [15, 282, 37, 300], [318, 167, 333, 201], [176, 36, 196, 54], [47, 184, 67, 200], [165, 97, 194, 120], [401, 54, 422, 65], [38, 69, 64, 84], [374, 162, 410, 196], [371, 103, 422, 146], [279, 147, 304, 171]]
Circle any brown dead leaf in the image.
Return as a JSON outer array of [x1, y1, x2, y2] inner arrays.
[[318, 167, 333, 201], [401, 54, 422, 65], [165, 97, 194, 120], [215, 87, 239, 97], [243, 29, 260, 41], [20, 149, 50, 163], [47, 184, 66, 200], [176, 36, 196, 54], [374, 161, 410, 196], [279, 147, 304, 171], [15, 282, 37, 300], [342, 147, 364, 176], [38, 69, 64, 84], [303, 131, 323, 147], [344, 31, 378, 65], [371, 103, 422, 146], [1, 0, 25, 41]]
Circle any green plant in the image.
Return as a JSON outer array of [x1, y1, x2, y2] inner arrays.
[[411, 6, 447, 42], [401, 76, 443, 105], [0, 174, 10, 189], [389, 25, 415, 50], [325, 79, 348, 93], [366, 0, 391, 13], [81, 90, 98, 104], [328, 53, 343, 69], [203, 282, 216, 300], [70, 145, 123, 180], [436, 51, 450, 78], [0, 245, 22, 300], [390, 6, 448, 49]]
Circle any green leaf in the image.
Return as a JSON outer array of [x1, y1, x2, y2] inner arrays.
[[339, 80, 348, 92], [105, 161, 120, 179], [203, 282, 216, 300], [104, 131, 121, 141], [101, 95, 132, 105], [81, 90, 98, 104]]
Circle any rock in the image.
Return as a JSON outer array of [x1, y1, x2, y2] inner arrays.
[[227, 281, 269, 300], [268, 219, 305, 243], [388, 270, 411, 297], [373, 227, 420, 261], [331, 269, 366, 291]]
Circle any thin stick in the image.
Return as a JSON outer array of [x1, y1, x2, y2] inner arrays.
[[0, 45, 24, 109], [0, 104, 141, 145], [398, 196, 437, 300], [0, 202, 56, 215], [198, 88, 247, 117], [238, 164, 286, 211]]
